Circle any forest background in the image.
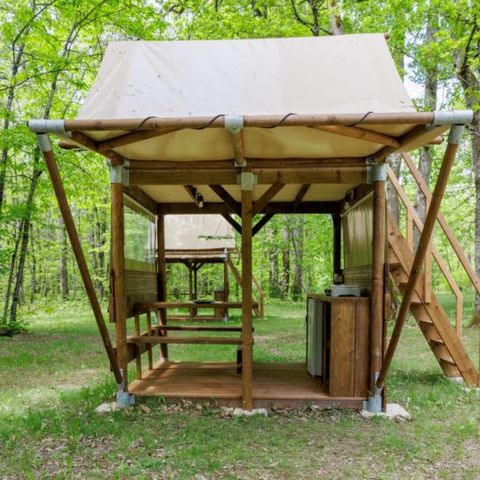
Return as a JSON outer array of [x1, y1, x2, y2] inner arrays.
[[1, 0, 480, 332]]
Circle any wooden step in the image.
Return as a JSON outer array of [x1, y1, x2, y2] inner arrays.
[[387, 211, 479, 386], [430, 340, 455, 364], [419, 323, 444, 344]]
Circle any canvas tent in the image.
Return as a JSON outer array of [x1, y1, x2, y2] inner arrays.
[[163, 214, 264, 321], [29, 34, 476, 411]]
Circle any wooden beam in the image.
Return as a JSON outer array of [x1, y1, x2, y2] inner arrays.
[[312, 125, 401, 148], [69, 132, 124, 166], [252, 182, 284, 215], [253, 213, 274, 237], [127, 335, 241, 345], [221, 214, 242, 234], [40, 143, 122, 384], [128, 157, 366, 171], [209, 184, 241, 215], [377, 126, 464, 390], [294, 184, 310, 206], [97, 128, 178, 152], [64, 112, 438, 132], [372, 124, 448, 162], [241, 186, 253, 410], [130, 167, 367, 186], [153, 325, 246, 332], [123, 185, 157, 215], [157, 201, 342, 215]]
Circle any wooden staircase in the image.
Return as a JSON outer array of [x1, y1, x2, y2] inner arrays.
[[387, 212, 478, 385]]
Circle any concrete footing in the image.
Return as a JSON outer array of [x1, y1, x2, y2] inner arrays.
[[223, 407, 268, 417], [360, 403, 411, 421]]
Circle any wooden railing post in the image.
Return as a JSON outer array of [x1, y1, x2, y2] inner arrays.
[[377, 124, 466, 390], [156, 214, 168, 360], [240, 172, 254, 410], [38, 134, 123, 385]]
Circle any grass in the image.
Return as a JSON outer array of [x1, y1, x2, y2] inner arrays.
[[0, 300, 479, 479]]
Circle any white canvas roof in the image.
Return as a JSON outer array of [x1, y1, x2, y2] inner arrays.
[[76, 34, 417, 161], [165, 214, 235, 251], [61, 34, 448, 204]]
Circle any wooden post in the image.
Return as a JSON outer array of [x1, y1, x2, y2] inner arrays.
[[240, 174, 254, 410], [377, 125, 465, 390], [369, 165, 386, 407], [134, 314, 142, 379], [224, 258, 230, 301], [332, 213, 342, 279], [111, 179, 128, 385], [188, 262, 194, 320], [156, 214, 168, 360], [38, 135, 122, 385]]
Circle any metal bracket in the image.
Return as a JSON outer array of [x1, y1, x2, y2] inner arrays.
[[116, 368, 135, 407], [448, 124, 465, 145], [366, 160, 387, 183], [237, 171, 257, 191], [364, 372, 382, 413], [224, 115, 244, 134], [36, 133, 52, 153], [431, 110, 473, 127], [28, 119, 68, 135], [108, 160, 130, 185]]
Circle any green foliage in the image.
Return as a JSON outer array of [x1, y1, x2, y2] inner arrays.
[[0, 0, 479, 323], [0, 302, 479, 478]]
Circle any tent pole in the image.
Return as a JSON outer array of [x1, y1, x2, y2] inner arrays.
[[36, 134, 122, 385], [240, 173, 254, 410], [376, 124, 465, 391], [366, 165, 386, 413]]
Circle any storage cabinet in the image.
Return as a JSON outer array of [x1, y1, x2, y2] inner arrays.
[[306, 294, 370, 397]]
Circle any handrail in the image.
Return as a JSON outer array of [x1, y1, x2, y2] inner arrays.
[[387, 166, 463, 333], [402, 153, 480, 297]]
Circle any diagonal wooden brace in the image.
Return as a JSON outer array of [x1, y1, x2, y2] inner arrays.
[[376, 124, 465, 391], [36, 133, 122, 385]]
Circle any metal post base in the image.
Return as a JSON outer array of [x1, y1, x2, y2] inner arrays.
[[116, 368, 135, 407], [116, 391, 135, 408], [364, 395, 382, 414]]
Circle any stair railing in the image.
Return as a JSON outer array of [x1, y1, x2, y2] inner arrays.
[[387, 166, 463, 334], [402, 153, 480, 297]]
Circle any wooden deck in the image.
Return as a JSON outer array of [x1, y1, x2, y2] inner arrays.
[[128, 362, 366, 409]]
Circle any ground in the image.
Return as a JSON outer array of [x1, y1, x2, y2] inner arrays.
[[0, 299, 479, 479]]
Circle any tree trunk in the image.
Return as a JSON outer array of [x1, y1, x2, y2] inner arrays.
[[280, 221, 290, 299], [291, 216, 304, 300], [471, 111, 480, 325], [266, 224, 279, 298], [30, 225, 37, 304], [2, 220, 23, 322], [9, 155, 41, 323], [454, 26, 480, 325], [414, 12, 438, 245], [328, 0, 344, 35]]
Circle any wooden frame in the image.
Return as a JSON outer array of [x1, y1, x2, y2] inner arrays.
[[34, 109, 477, 409]]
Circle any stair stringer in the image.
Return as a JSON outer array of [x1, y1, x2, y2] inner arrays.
[[387, 212, 478, 386]]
